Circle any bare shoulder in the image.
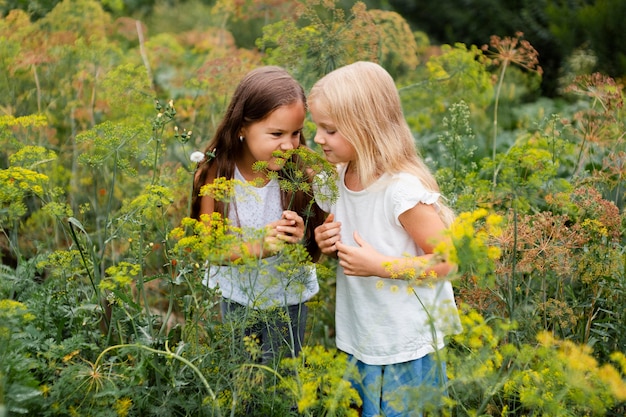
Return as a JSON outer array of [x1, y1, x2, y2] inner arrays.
[[196, 162, 219, 216]]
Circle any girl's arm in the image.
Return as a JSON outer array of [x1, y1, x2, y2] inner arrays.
[[335, 203, 454, 280]]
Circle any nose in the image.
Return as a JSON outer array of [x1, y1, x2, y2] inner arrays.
[[314, 131, 324, 145], [280, 136, 295, 150]]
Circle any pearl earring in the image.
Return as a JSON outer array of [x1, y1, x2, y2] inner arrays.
[[239, 136, 244, 142]]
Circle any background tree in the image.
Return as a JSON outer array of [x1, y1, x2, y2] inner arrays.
[[387, 0, 626, 97]]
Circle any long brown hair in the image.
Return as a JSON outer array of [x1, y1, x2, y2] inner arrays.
[[191, 66, 324, 261]]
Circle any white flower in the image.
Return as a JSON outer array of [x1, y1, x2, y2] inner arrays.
[[190, 151, 205, 163]]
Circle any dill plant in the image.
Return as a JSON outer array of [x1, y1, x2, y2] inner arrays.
[[0, 1, 624, 415]]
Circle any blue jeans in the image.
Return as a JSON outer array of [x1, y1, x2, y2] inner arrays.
[[349, 353, 448, 417], [221, 300, 308, 366]]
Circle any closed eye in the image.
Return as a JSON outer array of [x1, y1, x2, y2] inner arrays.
[[314, 122, 336, 135]]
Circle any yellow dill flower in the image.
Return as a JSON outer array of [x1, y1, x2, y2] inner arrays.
[[104, 262, 139, 287], [389, 285, 399, 293], [169, 226, 185, 240], [581, 218, 608, 236], [69, 405, 81, 417], [557, 339, 597, 372], [474, 358, 496, 378], [63, 350, 80, 363], [0, 299, 34, 322], [298, 381, 318, 412], [114, 397, 133, 417], [610, 351, 626, 374], [536, 331, 555, 347], [599, 364, 626, 401], [200, 177, 239, 203], [455, 308, 499, 349], [487, 246, 501, 260], [486, 213, 503, 231], [0, 114, 48, 128], [376, 280, 384, 290]]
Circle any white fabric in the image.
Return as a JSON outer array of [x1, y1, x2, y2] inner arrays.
[[316, 164, 461, 365], [204, 165, 319, 309]]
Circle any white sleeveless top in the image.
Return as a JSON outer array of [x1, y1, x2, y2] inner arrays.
[[204, 166, 319, 309]]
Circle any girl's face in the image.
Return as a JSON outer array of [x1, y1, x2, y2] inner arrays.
[[309, 101, 356, 165], [239, 101, 305, 173]]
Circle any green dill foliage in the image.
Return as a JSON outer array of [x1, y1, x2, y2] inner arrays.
[[257, 0, 379, 88], [435, 100, 478, 204], [0, 300, 41, 414], [400, 43, 493, 134], [254, 147, 339, 211], [0, 1, 625, 416], [76, 121, 149, 177]]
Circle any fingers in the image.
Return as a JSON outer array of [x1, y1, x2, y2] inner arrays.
[[335, 241, 353, 273], [275, 210, 304, 243], [314, 214, 341, 254], [352, 230, 364, 247]]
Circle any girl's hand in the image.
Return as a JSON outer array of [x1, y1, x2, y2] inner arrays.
[[314, 213, 342, 256], [275, 210, 305, 244], [260, 211, 305, 256], [336, 231, 388, 277]]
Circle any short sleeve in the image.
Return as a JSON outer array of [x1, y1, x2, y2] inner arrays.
[[391, 173, 441, 226]]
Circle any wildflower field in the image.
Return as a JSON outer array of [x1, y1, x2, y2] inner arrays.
[[0, 0, 625, 416]]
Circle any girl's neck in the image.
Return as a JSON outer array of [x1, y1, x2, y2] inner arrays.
[[344, 162, 363, 191], [235, 160, 269, 186]]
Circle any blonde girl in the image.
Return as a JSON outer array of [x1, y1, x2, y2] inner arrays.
[[310, 61, 461, 416]]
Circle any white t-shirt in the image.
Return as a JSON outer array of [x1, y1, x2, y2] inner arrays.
[[316, 165, 461, 365], [204, 166, 319, 309]]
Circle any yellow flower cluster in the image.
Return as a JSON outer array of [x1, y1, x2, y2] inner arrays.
[[0, 166, 49, 219], [537, 331, 626, 402], [454, 308, 499, 351], [100, 262, 140, 292], [113, 397, 133, 417], [199, 177, 241, 203], [445, 209, 503, 286], [0, 114, 48, 128], [243, 334, 262, 362], [169, 214, 242, 264], [279, 345, 360, 415], [0, 299, 35, 322]]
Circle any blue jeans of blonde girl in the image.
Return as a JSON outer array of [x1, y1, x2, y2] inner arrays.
[[349, 353, 447, 417], [221, 300, 308, 365]]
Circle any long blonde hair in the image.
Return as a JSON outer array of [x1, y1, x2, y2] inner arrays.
[[309, 61, 455, 226]]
